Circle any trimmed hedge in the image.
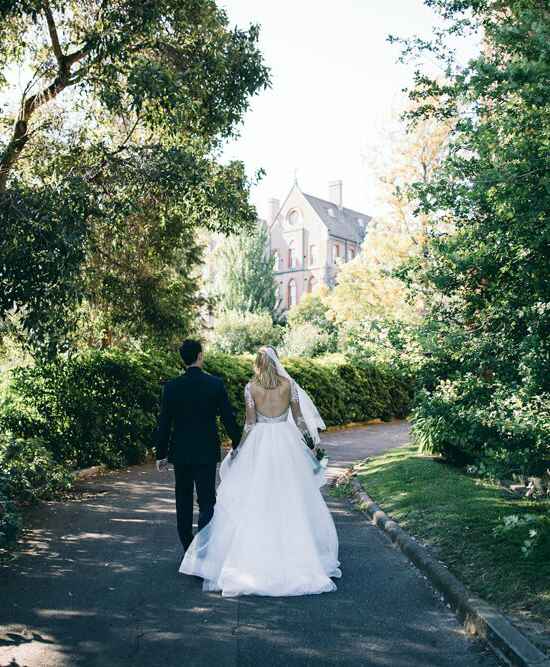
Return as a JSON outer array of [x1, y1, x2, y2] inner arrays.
[[1, 349, 411, 468], [204, 352, 412, 432], [0, 349, 412, 546], [1, 350, 179, 469]]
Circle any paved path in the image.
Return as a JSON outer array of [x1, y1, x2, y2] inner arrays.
[[0, 421, 500, 667]]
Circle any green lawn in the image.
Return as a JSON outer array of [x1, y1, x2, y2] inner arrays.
[[354, 445, 550, 629]]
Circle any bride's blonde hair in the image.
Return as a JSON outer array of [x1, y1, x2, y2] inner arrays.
[[254, 346, 281, 390]]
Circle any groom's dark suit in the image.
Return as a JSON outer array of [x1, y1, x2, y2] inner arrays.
[[156, 366, 242, 550]]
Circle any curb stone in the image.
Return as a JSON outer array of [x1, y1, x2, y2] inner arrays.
[[349, 476, 550, 667]]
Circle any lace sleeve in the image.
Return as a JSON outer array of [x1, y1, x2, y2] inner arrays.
[[240, 382, 257, 444], [290, 380, 308, 435]]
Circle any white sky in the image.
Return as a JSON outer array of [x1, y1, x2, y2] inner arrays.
[[220, 0, 455, 218]]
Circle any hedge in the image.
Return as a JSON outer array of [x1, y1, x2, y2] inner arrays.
[[0, 349, 412, 545]]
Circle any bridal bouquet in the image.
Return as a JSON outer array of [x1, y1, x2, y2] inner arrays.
[[303, 433, 328, 472], [315, 447, 329, 470]]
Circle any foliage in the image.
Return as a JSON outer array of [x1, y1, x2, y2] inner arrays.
[[0, 434, 75, 547], [326, 101, 452, 362], [281, 323, 333, 358], [412, 382, 550, 476], [208, 310, 283, 355], [210, 222, 277, 315], [0, 434, 73, 504], [0, 484, 20, 548], [286, 292, 338, 352], [0, 350, 179, 469], [493, 514, 547, 559], [329, 226, 422, 327], [205, 351, 412, 431], [0, 0, 270, 354], [392, 0, 550, 475]]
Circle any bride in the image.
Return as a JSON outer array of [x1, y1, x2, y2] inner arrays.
[[179, 346, 341, 597]]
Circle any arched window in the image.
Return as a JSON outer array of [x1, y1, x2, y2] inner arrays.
[[288, 279, 297, 307], [348, 247, 355, 261], [309, 244, 317, 267], [272, 249, 281, 270], [332, 243, 340, 264], [288, 241, 297, 269], [308, 276, 316, 293], [287, 209, 301, 226]]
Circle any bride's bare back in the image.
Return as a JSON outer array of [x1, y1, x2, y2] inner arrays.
[[249, 377, 291, 417]]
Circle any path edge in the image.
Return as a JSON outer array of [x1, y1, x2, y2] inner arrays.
[[348, 476, 550, 667]]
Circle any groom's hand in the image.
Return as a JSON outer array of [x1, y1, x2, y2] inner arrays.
[[156, 458, 169, 472]]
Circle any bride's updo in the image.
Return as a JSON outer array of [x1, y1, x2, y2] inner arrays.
[[254, 347, 281, 390]]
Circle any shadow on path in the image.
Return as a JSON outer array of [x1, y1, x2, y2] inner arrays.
[[0, 421, 500, 666]]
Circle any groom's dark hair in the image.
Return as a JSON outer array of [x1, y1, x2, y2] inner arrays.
[[179, 339, 202, 366]]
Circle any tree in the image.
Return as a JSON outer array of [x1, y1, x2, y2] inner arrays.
[[392, 0, 550, 474], [326, 105, 452, 360], [212, 222, 277, 315], [329, 227, 420, 326], [0, 1, 270, 354], [286, 290, 338, 353], [209, 310, 282, 355], [364, 103, 453, 245]]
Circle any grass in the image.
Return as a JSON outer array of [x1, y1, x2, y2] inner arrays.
[[354, 445, 550, 629]]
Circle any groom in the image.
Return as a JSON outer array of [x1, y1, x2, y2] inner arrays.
[[155, 339, 242, 553]]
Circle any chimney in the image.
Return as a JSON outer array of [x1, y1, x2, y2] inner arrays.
[[268, 197, 280, 225], [328, 180, 343, 208]]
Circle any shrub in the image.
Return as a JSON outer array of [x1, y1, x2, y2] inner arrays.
[[205, 352, 412, 429], [209, 310, 283, 355], [0, 434, 74, 547], [412, 378, 550, 476], [281, 323, 332, 358], [0, 434, 73, 503], [286, 294, 338, 352], [1, 349, 180, 469]]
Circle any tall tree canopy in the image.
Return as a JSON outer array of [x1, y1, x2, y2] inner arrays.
[[209, 222, 277, 316], [393, 0, 550, 474], [0, 0, 270, 353]]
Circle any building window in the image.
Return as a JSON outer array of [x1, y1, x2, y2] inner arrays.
[[276, 281, 283, 303], [333, 243, 340, 264], [308, 276, 316, 293], [309, 244, 317, 267], [287, 209, 301, 226], [272, 249, 280, 270], [348, 247, 355, 261], [288, 279, 297, 307], [288, 241, 297, 269]]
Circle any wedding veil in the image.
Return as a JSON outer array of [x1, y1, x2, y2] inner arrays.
[[264, 347, 326, 444]]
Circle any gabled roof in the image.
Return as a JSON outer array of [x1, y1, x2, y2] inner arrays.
[[302, 192, 370, 243]]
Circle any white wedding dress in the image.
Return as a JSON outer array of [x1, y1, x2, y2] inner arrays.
[[179, 378, 341, 597]]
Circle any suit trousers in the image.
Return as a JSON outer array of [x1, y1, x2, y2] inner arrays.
[[173, 463, 217, 551]]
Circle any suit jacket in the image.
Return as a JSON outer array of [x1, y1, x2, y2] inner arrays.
[[155, 367, 242, 465]]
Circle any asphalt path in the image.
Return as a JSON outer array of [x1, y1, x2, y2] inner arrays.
[[0, 421, 500, 666]]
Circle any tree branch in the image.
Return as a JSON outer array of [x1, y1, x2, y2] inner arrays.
[[43, 2, 64, 67], [0, 32, 91, 192], [66, 45, 90, 67]]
